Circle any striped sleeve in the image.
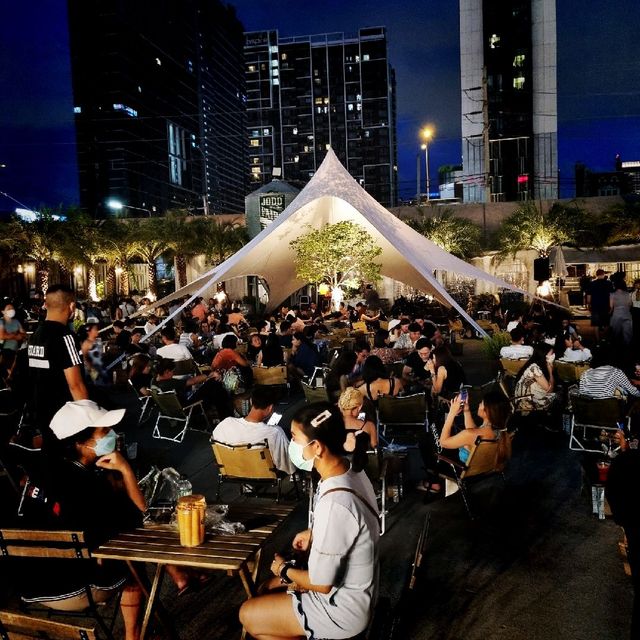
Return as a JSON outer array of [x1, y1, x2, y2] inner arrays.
[[62, 334, 83, 368]]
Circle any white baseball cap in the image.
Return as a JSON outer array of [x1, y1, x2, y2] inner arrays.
[[388, 319, 401, 332], [50, 400, 126, 440]]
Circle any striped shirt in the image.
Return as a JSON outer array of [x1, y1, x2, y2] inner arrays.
[[579, 365, 640, 399]]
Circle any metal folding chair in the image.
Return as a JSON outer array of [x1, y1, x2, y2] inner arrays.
[[150, 389, 210, 443]]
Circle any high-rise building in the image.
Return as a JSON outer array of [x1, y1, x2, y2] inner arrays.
[[244, 27, 397, 207], [67, 0, 246, 217], [460, 0, 557, 203]]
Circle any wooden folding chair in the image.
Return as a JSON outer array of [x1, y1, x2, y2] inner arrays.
[[171, 358, 197, 378], [437, 433, 514, 518], [252, 366, 288, 386], [0, 530, 119, 640], [499, 358, 528, 378], [150, 389, 210, 443], [211, 440, 296, 502]]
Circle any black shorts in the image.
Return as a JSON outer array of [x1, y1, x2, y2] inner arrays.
[[590, 308, 610, 327]]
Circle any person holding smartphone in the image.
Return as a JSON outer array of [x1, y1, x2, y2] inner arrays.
[[439, 390, 512, 465]]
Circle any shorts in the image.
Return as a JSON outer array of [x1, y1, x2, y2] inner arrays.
[[590, 309, 609, 327]]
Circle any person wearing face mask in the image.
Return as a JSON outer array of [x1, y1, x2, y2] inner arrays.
[[11, 400, 198, 639], [513, 342, 557, 415], [0, 301, 26, 379], [27, 285, 89, 448], [239, 402, 379, 640], [12, 400, 144, 640]]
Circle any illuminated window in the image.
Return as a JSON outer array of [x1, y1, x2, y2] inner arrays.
[[73, 106, 82, 114], [513, 54, 525, 68], [273, 78, 279, 85], [167, 122, 187, 186], [155, 57, 162, 66], [271, 60, 278, 68], [250, 139, 260, 147], [247, 64, 256, 72], [513, 76, 525, 90], [362, 54, 370, 61], [253, 157, 260, 164], [269, 46, 278, 53], [113, 104, 138, 117], [323, 97, 329, 104], [251, 167, 261, 175], [348, 104, 354, 111], [315, 97, 323, 105], [263, 128, 270, 136], [281, 53, 287, 61], [490, 34, 500, 49], [294, 155, 299, 163], [292, 127, 298, 135]]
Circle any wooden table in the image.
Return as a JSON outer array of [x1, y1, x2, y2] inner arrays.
[[93, 503, 295, 640]]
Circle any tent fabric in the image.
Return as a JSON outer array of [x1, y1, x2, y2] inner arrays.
[[140, 149, 531, 338]]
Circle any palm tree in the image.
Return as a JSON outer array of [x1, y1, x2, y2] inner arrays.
[[100, 221, 138, 298], [8, 211, 63, 293], [129, 219, 171, 298], [201, 219, 248, 267], [164, 210, 201, 289], [602, 200, 640, 245], [407, 209, 481, 259], [496, 201, 573, 260]]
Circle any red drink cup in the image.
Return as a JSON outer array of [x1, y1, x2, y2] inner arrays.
[[596, 461, 610, 483]]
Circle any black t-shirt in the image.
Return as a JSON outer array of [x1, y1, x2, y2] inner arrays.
[[589, 278, 613, 310], [405, 351, 431, 381], [153, 377, 188, 404], [440, 360, 466, 398], [130, 372, 152, 393], [27, 321, 84, 434], [13, 452, 142, 600]]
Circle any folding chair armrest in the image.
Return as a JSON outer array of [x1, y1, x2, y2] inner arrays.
[[437, 453, 466, 470]]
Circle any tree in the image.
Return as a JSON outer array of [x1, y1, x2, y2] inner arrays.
[[165, 210, 203, 288], [289, 221, 382, 289], [200, 219, 248, 267], [496, 201, 574, 260], [7, 211, 64, 293], [601, 200, 640, 245], [407, 209, 481, 259], [128, 219, 171, 297]]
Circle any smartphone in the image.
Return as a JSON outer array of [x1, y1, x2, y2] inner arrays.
[[267, 412, 282, 426], [459, 389, 468, 403]]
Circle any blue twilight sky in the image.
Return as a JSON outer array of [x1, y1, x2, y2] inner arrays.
[[0, 0, 639, 210]]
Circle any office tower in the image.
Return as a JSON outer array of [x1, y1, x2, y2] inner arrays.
[[244, 27, 397, 207], [460, 0, 557, 203], [68, 0, 246, 217]]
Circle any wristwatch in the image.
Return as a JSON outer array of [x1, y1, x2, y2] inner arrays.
[[280, 561, 295, 584]]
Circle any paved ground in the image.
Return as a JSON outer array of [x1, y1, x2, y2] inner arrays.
[[0, 338, 634, 639]]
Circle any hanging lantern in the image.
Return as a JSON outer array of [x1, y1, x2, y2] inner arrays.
[[318, 283, 330, 296]]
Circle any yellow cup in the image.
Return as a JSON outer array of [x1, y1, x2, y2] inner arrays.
[[177, 495, 206, 547]]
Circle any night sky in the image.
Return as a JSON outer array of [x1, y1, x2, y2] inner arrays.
[[0, 0, 639, 210]]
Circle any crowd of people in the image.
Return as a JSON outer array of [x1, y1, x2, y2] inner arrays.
[[1, 270, 639, 639]]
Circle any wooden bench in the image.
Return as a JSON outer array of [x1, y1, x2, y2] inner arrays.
[[0, 610, 96, 640], [0, 529, 118, 640]]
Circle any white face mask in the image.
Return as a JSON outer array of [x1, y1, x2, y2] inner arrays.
[[288, 439, 316, 472], [3, 309, 15, 319], [546, 353, 555, 363]]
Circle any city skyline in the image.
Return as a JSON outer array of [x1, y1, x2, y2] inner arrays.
[[1, 0, 639, 210]]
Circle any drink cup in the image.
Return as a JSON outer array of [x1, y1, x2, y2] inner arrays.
[[177, 495, 206, 546], [596, 461, 610, 483]]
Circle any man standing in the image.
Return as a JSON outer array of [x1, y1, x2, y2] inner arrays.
[[587, 269, 613, 342], [212, 386, 295, 475], [27, 284, 89, 446]]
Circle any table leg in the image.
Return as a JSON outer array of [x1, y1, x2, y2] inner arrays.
[[140, 564, 165, 640], [238, 564, 257, 598], [247, 548, 262, 585]]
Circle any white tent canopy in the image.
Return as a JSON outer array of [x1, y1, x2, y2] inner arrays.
[[140, 149, 529, 339]]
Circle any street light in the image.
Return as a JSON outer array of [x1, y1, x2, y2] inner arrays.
[[106, 199, 151, 217], [420, 126, 435, 201]]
